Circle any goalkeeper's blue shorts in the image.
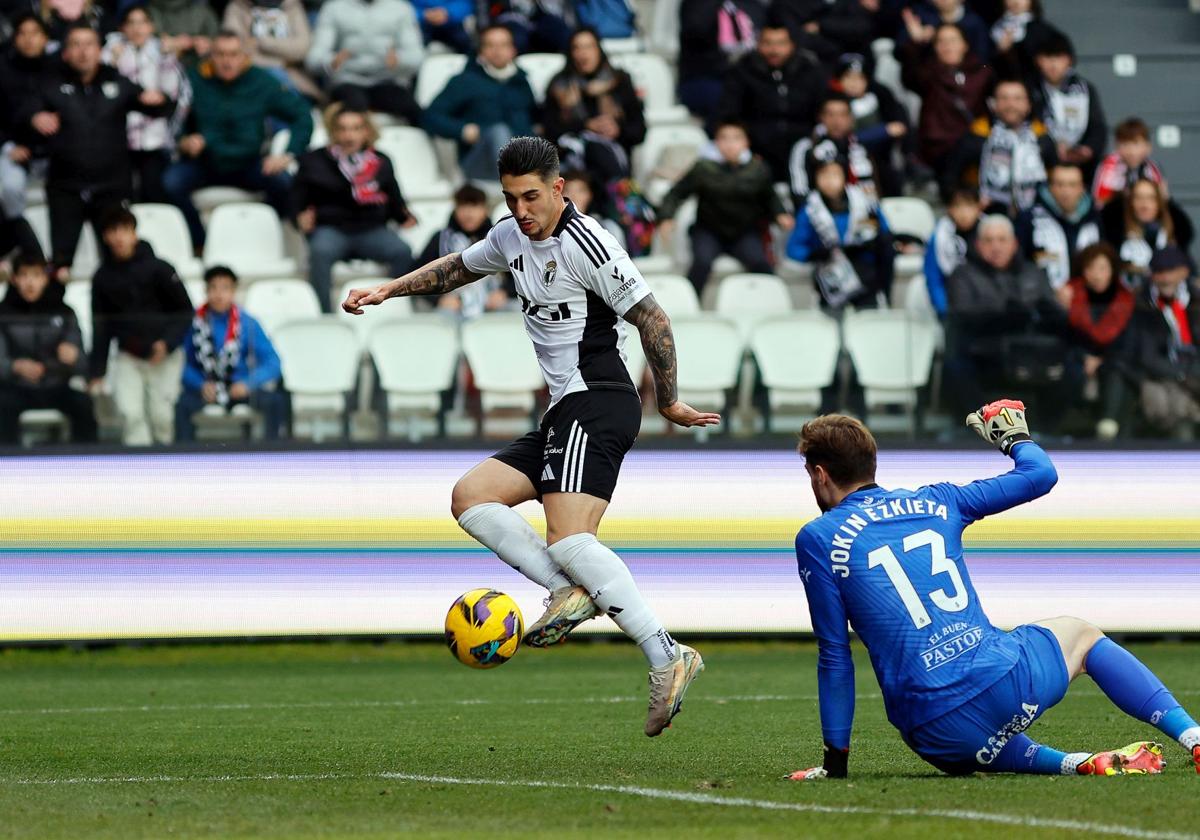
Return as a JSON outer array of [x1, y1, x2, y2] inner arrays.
[[901, 624, 1071, 775]]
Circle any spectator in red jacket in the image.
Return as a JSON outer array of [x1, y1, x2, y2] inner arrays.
[[899, 23, 992, 171], [1092, 118, 1167, 209], [1062, 241, 1134, 437]]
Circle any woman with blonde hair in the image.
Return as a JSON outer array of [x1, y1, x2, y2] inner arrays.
[[292, 104, 416, 312]]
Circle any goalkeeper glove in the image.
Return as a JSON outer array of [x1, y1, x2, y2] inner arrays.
[[786, 744, 849, 781], [965, 398, 1031, 456]]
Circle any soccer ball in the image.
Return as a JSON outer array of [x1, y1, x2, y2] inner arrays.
[[444, 588, 524, 669]]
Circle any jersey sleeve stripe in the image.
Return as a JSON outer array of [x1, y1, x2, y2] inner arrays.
[[570, 218, 611, 263], [565, 226, 605, 268]]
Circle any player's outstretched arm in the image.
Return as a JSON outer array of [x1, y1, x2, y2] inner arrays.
[[622, 295, 720, 428], [342, 253, 484, 314]]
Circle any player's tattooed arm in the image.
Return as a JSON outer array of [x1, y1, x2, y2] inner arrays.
[[342, 253, 482, 313], [623, 294, 677, 408], [623, 296, 721, 428]]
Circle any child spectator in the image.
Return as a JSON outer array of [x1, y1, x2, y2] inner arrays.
[[787, 156, 893, 312], [562, 169, 624, 242], [1092, 118, 1166, 209], [924, 188, 982, 317], [419, 185, 512, 321], [176, 265, 285, 441], [102, 5, 192, 203], [831, 52, 908, 196], [89, 207, 193, 446], [0, 252, 97, 444], [656, 120, 791, 296]]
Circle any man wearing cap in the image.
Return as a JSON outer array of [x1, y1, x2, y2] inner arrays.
[[1121, 245, 1200, 438]]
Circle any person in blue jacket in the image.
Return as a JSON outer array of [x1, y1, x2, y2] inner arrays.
[[788, 402, 1200, 780], [175, 265, 285, 441], [408, 0, 474, 53], [923, 188, 981, 317]]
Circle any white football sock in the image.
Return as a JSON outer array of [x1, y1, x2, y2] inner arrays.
[[1178, 726, 1200, 751], [1060, 752, 1090, 775], [457, 503, 572, 592], [547, 532, 678, 668]]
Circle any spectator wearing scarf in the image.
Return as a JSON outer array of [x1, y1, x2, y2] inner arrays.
[[293, 104, 415, 312], [1101, 178, 1195, 284], [788, 93, 876, 205], [1125, 246, 1200, 437], [418, 184, 512, 321], [102, 4, 192, 203], [176, 265, 284, 441], [678, 0, 764, 122], [1030, 30, 1106, 184], [543, 27, 645, 185], [1015, 163, 1101, 291]]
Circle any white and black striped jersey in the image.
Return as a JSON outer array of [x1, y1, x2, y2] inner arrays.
[[461, 199, 651, 408]]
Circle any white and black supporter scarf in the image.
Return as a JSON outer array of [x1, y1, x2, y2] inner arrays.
[[980, 122, 1047, 213], [1042, 71, 1091, 147], [805, 184, 883, 308], [192, 303, 242, 406]]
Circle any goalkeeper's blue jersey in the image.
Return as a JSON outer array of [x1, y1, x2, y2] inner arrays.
[[795, 442, 1058, 744]]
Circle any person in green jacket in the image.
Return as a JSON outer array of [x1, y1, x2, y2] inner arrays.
[[162, 30, 313, 250], [422, 24, 536, 182], [655, 120, 794, 296]]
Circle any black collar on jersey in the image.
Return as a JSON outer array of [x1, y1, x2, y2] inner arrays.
[[843, 483, 881, 501], [549, 198, 580, 239]]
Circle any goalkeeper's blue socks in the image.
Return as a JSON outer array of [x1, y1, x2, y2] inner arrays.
[[990, 734, 1073, 774], [1086, 637, 1200, 751]]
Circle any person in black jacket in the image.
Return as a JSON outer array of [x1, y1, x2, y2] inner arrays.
[[716, 22, 826, 182], [0, 251, 97, 444], [1030, 30, 1106, 186], [678, 0, 764, 122], [24, 23, 173, 274], [89, 207, 193, 446], [542, 27, 646, 185], [767, 0, 877, 62], [832, 52, 908, 196], [293, 105, 416, 312], [0, 14, 51, 221]]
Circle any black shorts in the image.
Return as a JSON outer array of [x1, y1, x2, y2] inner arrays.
[[491, 389, 641, 502]]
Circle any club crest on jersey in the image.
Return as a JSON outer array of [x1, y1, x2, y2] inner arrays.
[[542, 259, 557, 287]]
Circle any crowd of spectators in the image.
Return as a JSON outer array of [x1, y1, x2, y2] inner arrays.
[[0, 0, 1196, 444]]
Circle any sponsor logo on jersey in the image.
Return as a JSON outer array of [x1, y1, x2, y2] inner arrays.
[[542, 259, 557, 287], [919, 625, 984, 671], [976, 703, 1040, 764], [608, 265, 640, 307]]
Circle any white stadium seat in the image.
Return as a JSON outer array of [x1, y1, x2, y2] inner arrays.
[[334, 278, 413, 345], [672, 315, 742, 413], [242, 279, 322, 338], [415, 53, 469, 109], [611, 53, 689, 127], [183, 278, 207, 309], [202, 202, 297, 279], [192, 185, 258, 214], [714, 273, 793, 341], [643, 273, 700, 317], [632, 123, 708, 187], [750, 312, 841, 425], [24, 205, 99, 280], [515, 52, 566, 101], [369, 316, 460, 439], [375, 126, 454, 201], [881, 196, 937, 277], [461, 313, 544, 424], [842, 309, 938, 421], [273, 318, 361, 440], [649, 0, 681, 57], [400, 199, 455, 253], [131, 203, 203, 280], [62, 279, 92, 353]]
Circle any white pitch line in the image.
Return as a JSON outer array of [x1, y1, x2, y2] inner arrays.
[[3, 770, 1195, 840], [0, 693, 874, 716]]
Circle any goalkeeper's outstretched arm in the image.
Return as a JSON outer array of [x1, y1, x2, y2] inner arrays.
[[791, 528, 855, 780]]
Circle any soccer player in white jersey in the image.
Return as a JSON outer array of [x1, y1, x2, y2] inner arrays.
[[343, 137, 715, 736]]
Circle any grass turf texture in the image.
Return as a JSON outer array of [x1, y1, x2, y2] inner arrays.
[[0, 640, 1196, 839]]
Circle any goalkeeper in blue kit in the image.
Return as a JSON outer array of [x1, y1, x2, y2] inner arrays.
[[789, 400, 1200, 779]]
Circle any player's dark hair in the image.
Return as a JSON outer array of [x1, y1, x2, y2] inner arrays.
[[98, 206, 137, 234], [496, 136, 560, 183], [12, 251, 47, 275], [453, 184, 488, 206], [204, 265, 239, 285], [798, 415, 877, 488]]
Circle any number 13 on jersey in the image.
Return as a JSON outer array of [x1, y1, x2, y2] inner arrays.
[[867, 530, 968, 629]]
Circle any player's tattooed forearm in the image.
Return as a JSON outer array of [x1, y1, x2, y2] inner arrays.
[[625, 295, 678, 408], [391, 253, 481, 297]]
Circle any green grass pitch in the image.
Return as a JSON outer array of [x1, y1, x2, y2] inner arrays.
[[0, 640, 1196, 839]]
